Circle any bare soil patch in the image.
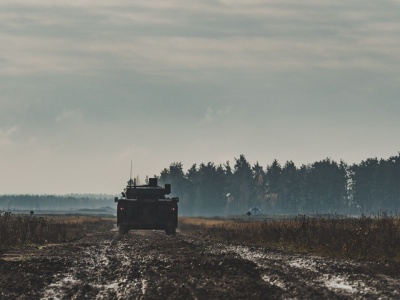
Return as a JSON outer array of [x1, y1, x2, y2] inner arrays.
[[1, 227, 399, 299]]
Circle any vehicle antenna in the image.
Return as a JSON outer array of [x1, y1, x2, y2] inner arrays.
[[130, 160, 132, 180]]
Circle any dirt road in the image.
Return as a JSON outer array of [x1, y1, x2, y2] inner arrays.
[[1, 228, 399, 299]]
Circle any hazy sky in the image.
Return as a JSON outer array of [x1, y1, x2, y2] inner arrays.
[[1, 0, 400, 194]]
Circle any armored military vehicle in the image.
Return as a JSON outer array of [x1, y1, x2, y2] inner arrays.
[[114, 177, 179, 235]]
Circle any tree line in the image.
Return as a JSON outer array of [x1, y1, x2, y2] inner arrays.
[[159, 153, 400, 216], [2, 154, 399, 216]]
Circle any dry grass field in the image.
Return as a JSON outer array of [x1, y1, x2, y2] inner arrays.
[[3, 212, 400, 261], [180, 214, 400, 261], [0, 213, 114, 250]]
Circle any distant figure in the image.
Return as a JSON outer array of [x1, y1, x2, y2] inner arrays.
[[30, 210, 34, 216], [247, 207, 261, 216]]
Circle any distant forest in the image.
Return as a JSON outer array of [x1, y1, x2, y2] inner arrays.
[[0, 194, 113, 211], [2, 154, 399, 216], [159, 153, 400, 216]]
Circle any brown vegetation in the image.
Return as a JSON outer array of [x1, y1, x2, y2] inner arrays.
[[180, 214, 400, 261], [0, 213, 114, 250]]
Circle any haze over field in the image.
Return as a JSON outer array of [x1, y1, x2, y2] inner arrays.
[[1, 0, 400, 194]]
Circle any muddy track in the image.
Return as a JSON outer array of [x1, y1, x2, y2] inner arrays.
[[1, 228, 399, 299]]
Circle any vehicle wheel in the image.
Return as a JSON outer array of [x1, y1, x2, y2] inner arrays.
[[165, 220, 176, 236], [170, 227, 176, 235], [119, 225, 129, 235]]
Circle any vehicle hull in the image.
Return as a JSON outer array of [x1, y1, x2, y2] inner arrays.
[[117, 198, 178, 232]]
